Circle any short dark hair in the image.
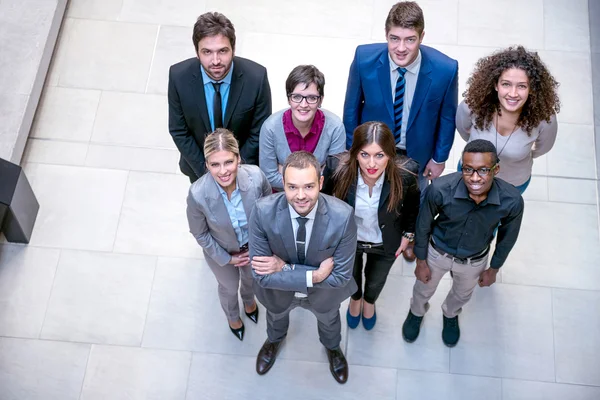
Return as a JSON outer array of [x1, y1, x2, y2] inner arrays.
[[282, 151, 322, 181], [385, 1, 425, 35], [192, 12, 236, 52], [462, 139, 499, 165], [285, 65, 325, 97]]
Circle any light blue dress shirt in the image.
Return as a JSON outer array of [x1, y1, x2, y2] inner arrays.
[[201, 63, 234, 131], [216, 179, 248, 247]]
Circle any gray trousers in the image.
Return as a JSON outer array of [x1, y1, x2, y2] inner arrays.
[[410, 243, 489, 318], [266, 296, 342, 350], [205, 254, 255, 322]]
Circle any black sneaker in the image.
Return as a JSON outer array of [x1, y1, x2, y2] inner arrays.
[[442, 315, 460, 347], [402, 310, 424, 343]]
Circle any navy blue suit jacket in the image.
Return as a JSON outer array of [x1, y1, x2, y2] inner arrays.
[[343, 44, 458, 169]]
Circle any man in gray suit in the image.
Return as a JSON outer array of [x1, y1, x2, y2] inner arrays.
[[249, 151, 357, 384]]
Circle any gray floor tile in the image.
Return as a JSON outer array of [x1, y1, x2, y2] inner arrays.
[[23, 138, 89, 166], [450, 283, 555, 382], [0, 337, 90, 400], [544, 0, 590, 52], [186, 353, 397, 400], [553, 288, 600, 386], [546, 123, 596, 180], [0, 245, 60, 338], [119, 0, 201, 26], [396, 370, 502, 400], [67, 0, 123, 20], [547, 177, 597, 205], [502, 378, 600, 400], [347, 275, 452, 372], [41, 250, 156, 345], [84, 144, 179, 173], [80, 345, 191, 400]]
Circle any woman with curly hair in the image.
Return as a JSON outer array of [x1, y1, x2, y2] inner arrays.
[[456, 46, 560, 192]]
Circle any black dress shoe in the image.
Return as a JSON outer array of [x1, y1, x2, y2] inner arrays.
[[442, 315, 460, 347], [256, 339, 282, 375], [245, 306, 259, 324], [326, 347, 349, 384], [229, 322, 245, 341], [402, 310, 424, 343]]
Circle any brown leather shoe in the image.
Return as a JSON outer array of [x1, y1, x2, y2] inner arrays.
[[403, 243, 416, 262], [326, 347, 349, 384], [256, 339, 282, 375]]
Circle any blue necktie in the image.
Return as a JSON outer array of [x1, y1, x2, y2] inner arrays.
[[394, 67, 407, 144]]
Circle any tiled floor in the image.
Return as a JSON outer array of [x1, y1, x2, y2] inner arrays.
[[1, 0, 599, 399]]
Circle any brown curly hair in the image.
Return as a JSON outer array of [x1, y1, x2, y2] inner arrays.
[[463, 46, 560, 135]]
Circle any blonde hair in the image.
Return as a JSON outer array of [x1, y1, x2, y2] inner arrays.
[[203, 128, 240, 161]]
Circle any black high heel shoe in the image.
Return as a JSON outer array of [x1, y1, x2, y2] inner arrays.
[[229, 322, 245, 341], [245, 306, 259, 324]]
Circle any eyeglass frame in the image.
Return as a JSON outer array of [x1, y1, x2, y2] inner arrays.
[[461, 164, 498, 177], [287, 93, 321, 104]]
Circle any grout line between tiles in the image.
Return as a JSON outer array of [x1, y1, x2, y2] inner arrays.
[[38, 249, 62, 340], [139, 256, 159, 347], [110, 170, 130, 253], [550, 288, 558, 383], [183, 352, 194, 400], [144, 25, 161, 94], [77, 345, 93, 400]]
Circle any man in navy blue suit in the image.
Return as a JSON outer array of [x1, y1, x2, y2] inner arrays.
[[343, 2, 458, 188]]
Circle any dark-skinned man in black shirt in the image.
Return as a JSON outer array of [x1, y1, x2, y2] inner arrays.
[[402, 139, 524, 347]]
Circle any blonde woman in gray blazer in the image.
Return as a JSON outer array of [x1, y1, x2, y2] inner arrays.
[[187, 128, 272, 341]]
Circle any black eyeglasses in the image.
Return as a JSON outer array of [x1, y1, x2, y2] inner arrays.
[[461, 165, 497, 177], [288, 94, 321, 104]]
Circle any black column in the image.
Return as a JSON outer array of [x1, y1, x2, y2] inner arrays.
[[0, 158, 39, 243]]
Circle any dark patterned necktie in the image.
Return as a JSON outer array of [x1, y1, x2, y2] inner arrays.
[[394, 67, 407, 144], [212, 81, 223, 129], [296, 217, 308, 264]]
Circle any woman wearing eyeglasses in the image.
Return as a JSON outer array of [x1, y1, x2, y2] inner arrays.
[[259, 65, 346, 191], [456, 46, 560, 193]]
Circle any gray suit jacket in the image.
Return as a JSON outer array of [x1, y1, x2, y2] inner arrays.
[[187, 164, 272, 266], [249, 192, 358, 313]]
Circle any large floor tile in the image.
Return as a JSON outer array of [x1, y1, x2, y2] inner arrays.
[[142, 257, 266, 356], [113, 171, 203, 258], [80, 345, 191, 400], [22, 138, 89, 166], [186, 353, 397, 399], [91, 91, 172, 149], [502, 202, 600, 290], [45, 17, 74, 87], [0, 337, 90, 400], [119, 0, 202, 26], [522, 176, 548, 202], [41, 250, 156, 345], [370, 0, 459, 45], [450, 283, 555, 382], [26, 164, 128, 251], [396, 370, 502, 400], [206, 0, 373, 40], [0, 245, 60, 338], [58, 19, 157, 92], [67, 0, 123, 20], [146, 26, 196, 95], [547, 177, 597, 205], [30, 86, 101, 142], [85, 144, 179, 173], [546, 124, 596, 179], [553, 289, 600, 386], [346, 275, 452, 372], [502, 379, 600, 400], [543, 0, 590, 52], [457, 0, 544, 49], [541, 51, 593, 125]]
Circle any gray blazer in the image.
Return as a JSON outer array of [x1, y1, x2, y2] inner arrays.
[[249, 192, 358, 314], [187, 164, 272, 266], [259, 108, 346, 191]]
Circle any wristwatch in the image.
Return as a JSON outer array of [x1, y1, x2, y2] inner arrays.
[[403, 232, 415, 242], [282, 263, 295, 272]]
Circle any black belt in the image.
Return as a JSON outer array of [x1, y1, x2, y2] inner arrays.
[[430, 240, 489, 265], [357, 241, 383, 249], [239, 243, 249, 252]]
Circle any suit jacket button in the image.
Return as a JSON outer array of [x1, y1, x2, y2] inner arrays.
[[380, 224, 385, 229]]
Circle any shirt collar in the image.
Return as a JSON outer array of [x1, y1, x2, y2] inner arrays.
[[455, 177, 501, 205], [201, 61, 234, 85], [389, 50, 421, 75], [288, 200, 319, 221], [357, 169, 385, 188]]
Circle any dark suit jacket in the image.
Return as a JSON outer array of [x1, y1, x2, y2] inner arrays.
[[168, 56, 272, 180], [323, 155, 421, 257], [343, 44, 458, 169], [249, 193, 358, 314]]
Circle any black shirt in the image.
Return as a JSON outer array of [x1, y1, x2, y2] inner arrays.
[[414, 172, 524, 269]]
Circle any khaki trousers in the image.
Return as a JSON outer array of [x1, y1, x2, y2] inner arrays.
[[410, 243, 489, 318]]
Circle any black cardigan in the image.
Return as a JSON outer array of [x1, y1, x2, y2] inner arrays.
[[322, 154, 420, 257]]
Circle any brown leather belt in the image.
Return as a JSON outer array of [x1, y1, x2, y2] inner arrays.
[[430, 240, 489, 265]]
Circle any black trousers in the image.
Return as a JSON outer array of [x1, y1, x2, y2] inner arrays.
[[351, 245, 396, 303]]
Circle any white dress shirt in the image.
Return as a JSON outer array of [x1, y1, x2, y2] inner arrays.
[[355, 170, 384, 243], [389, 50, 421, 150], [288, 201, 319, 292]]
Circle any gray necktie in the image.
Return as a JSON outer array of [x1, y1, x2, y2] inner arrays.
[[296, 217, 308, 264]]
